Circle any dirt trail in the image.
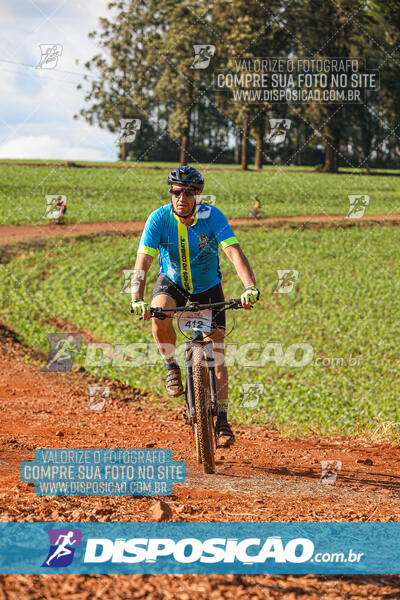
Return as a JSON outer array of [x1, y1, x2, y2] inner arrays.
[[2, 214, 400, 246], [1, 324, 400, 597]]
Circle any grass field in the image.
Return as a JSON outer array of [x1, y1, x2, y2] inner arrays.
[[1, 162, 399, 225], [1, 226, 399, 436]]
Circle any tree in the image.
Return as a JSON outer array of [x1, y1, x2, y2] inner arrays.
[[370, 0, 400, 167], [75, 0, 393, 169], [144, 0, 215, 165], [292, 0, 374, 172], [213, 0, 291, 170], [76, 1, 161, 161]]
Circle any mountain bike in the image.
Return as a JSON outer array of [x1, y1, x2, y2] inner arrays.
[[144, 299, 244, 474], [249, 206, 261, 220]]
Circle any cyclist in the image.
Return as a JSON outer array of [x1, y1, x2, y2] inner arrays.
[[249, 195, 261, 220], [131, 165, 260, 447]]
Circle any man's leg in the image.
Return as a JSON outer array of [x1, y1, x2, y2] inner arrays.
[[151, 294, 184, 396], [151, 293, 177, 361]]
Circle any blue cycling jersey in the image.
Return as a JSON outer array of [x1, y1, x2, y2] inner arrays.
[[138, 203, 238, 294]]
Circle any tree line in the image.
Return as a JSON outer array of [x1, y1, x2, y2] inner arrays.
[[76, 0, 400, 172]]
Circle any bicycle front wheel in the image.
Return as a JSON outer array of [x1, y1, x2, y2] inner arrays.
[[192, 344, 215, 474]]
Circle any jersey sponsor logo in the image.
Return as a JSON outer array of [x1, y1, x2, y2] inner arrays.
[[198, 233, 210, 249], [177, 223, 193, 293], [180, 236, 189, 286]]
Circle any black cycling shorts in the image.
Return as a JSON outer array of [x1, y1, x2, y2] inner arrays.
[[151, 273, 226, 330]]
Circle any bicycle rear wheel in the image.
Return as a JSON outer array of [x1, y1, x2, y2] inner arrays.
[[192, 344, 215, 474]]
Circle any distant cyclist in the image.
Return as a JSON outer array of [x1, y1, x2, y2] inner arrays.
[[131, 166, 260, 447], [249, 195, 261, 220]]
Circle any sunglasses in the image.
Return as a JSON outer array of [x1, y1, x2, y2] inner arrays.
[[169, 188, 197, 198]]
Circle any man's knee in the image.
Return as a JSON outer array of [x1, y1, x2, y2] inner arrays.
[[151, 293, 176, 310], [151, 294, 176, 331]]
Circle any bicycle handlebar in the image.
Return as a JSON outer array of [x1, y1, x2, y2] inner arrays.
[[130, 298, 248, 320], [153, 298, 244, 313]]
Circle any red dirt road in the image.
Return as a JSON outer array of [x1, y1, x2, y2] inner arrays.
[[2, 213, 400, 246], [1, 324, 400, 597]]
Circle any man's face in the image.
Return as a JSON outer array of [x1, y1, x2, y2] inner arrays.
[[170, 186, 197, 217]]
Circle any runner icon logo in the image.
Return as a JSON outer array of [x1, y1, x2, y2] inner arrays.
[[196, 195, 216, 219], [273, 270, 299, 294], [87, 385, 110, 411], [346, 195, 370, 219], [319, 460, 342, 485], [190, 45, 215, 69], [266, 119, 291, 144], [42, 333, 82, 372], [239, 383, 265, 408], [120, 269, 146, 294], [36, 44, 63, 69], [42, 529, 82, 568], [119, 119, 141, 143], [43, 195, 67, 219]]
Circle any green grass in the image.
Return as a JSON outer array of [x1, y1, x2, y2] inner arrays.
[[0, 158, 314, 169], [1, 162, 399, 225], [1, 226, 400, 436]]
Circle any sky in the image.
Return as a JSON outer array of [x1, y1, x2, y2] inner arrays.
[[0, 0, 117, 161]]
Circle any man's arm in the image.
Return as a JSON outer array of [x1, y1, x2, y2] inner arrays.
[[132, 252, 153, 302], [131, 209, 162, 320], [223, 243, 259, 309], [133, 208, 162, 304], [223, 243, 257, 289]]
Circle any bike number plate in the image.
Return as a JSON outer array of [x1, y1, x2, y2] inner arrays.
[[179, 309, 212, 332]]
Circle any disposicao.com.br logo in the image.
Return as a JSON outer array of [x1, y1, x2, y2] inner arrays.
[[83, 536, 314, 564], [39, 530, 364, 571]]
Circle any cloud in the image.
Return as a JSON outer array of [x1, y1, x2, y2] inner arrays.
[[0, 134, 109, 161]]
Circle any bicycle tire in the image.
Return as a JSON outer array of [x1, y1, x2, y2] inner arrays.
[[194, 423, 202, 464], [192, 344, 215, 474], [204, 364, 216, 455], [194, 369, 215, 465], [184, 376, 201, 464]]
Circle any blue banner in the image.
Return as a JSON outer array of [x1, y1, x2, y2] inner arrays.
[[0, 522, 399, 574]]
